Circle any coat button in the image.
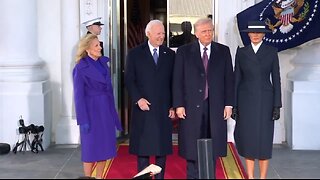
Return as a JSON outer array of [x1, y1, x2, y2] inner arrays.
[[201, 73, 205, 77], [196, 105, 200, 108], [199, 89, 202, 92]]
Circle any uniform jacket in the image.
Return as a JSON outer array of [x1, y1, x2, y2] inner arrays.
[[125, 41, 175, 156], [234, 43, 281, 159], [172, 41, 234, 160]]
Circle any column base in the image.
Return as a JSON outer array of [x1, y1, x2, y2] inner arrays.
[[0, 81, 52, 150], [55, 117, 80, 144], [286, 80, 320, 150]]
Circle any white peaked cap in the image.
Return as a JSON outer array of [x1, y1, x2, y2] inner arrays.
[[82, 17, 104, 27]]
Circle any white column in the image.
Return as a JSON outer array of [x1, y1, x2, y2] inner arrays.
[[0, 0, 47, 81], [0, 0, 51, 149], [55, 0, 81, 144], [286, 39, 320, 150], [217, 0, 255, 143]]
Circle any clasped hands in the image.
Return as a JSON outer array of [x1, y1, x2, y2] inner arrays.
[[231, 107, 280, 121]]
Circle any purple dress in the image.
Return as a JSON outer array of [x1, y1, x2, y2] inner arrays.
[[73, 56, 122, 162]]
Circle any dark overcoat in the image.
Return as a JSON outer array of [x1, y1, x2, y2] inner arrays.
[[172, 41, 234, 160], [234, 43, 282, 159], [73, 56, 122, 162], [125, 41, 175, 156]]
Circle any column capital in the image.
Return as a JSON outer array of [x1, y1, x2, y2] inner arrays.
[[287, 39, 320, 81]]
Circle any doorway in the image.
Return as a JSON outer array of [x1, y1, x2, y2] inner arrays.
[[119, 0, 168, 137], [118, 0, 214, 138]]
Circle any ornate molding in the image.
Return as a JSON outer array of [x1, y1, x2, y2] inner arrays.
[[85, 0, 93, 16], [80, 0, 98, 23]]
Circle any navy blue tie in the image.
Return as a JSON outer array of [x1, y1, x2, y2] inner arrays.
[[153, 48, 158, 64]]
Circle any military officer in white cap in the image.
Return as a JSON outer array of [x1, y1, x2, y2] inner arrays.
[[83, 17, 105, 55]]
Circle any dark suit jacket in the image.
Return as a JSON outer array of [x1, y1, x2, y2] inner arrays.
[[172, 41, 234, 160], [125, 41, 175, 156], [234, 43, 281, 159]]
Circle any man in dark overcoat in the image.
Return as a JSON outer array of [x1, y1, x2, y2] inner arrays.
[[172, 18, 234, 179], [125, 19, 175, 179]]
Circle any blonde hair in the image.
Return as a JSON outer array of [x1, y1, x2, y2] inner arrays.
[[75, 34, 98, 63], [194, 18, 214, 33]]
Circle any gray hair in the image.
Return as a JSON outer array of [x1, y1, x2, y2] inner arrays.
[[194, 18, 214, 33], [145, 19, 164, 36]]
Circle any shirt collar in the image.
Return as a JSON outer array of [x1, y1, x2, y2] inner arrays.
[[251, 41, 263, 53], [199, 41, 211, 57], [148, 41, 159, 55]]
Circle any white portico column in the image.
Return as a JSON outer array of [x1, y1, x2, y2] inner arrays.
[[286, 39, 320, 150], [55, 0, 80, 144], [0, 0, 50, 149], [218, 0, 255, 143]]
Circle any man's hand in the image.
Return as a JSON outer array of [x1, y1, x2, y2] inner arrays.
[[137, 98, 151, 111], [176, 107, 186, 119], [224, 106, 232, 120], [168, 108, 176, 119]]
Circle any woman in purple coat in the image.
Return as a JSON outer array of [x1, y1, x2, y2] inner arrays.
[[73, 34, 122, 178]]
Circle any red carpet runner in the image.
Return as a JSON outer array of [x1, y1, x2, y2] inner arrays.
[[91, 142, 247, 179]]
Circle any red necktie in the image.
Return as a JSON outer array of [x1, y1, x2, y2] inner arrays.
[[203, 47, 208, 100]]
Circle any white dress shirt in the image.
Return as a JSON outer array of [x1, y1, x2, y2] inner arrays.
[[148, 41, 159, 56]]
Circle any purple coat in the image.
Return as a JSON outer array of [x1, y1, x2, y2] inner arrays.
[[73, 56, 122, 162]]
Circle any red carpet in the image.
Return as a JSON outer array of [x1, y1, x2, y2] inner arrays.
[[97, 142, 247, 179]]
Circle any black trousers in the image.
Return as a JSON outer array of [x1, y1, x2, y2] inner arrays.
[[186, 99, 216, 179], [138, 156, 166, 179], [187, 159, 216, 179]]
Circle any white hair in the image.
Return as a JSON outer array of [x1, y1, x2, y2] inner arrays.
[[194, 18, 214, 33], [145, 20, 163, 36]]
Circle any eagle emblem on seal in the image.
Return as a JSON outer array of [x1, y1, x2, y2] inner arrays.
[[265, 0, 309, 34]]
